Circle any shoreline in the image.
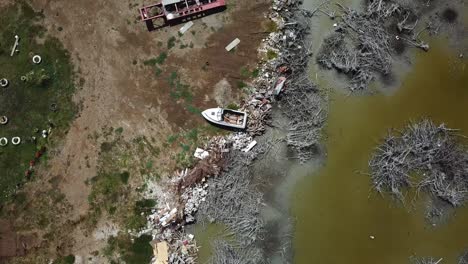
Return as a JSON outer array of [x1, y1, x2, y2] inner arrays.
[[139, 0, 325, 262]]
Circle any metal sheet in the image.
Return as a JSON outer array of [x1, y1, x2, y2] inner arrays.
[[162, 0, 183, 5]]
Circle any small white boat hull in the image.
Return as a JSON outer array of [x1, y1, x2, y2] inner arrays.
[[202, 108, 247, 129]]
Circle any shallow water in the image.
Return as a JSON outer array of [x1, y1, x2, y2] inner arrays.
[[292, 39, 468, 264]]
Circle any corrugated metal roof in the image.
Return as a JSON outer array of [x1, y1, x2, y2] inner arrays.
[[162, 0, 183, 5]]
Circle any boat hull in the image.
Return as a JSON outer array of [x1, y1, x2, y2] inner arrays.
[[201, 108, 247, 129]]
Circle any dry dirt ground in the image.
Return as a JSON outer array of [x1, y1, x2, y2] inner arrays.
[[1, 0, 271, 262]]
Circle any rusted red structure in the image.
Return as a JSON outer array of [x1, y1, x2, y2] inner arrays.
[[139, 0, 226, 24]]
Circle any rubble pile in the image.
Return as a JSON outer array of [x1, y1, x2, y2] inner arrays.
[[181, 183, 208, 224]]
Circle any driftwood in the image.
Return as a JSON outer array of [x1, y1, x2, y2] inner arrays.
[[459, 250, 468, 264], [369, 119, 468, 207], [410, 256, 443, 264], [211, 240, 264, 264], [198, 150, 265, 248], [179, 150, 225, 189], [271, 6, 326, 163], [317, 0, 430, 91]]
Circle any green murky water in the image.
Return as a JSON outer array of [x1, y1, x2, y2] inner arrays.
[[292, 41, 468, 264]]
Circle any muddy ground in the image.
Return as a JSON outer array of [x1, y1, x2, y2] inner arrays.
[[0, 0, 271, 262]]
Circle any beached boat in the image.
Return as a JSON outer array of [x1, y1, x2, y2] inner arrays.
[[273, 76, 286, 96], [201, 107, 247, 129]]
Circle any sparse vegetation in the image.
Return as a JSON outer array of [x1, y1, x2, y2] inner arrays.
[[237, 81, 247, 89], [53, 255, 75, 264], [265, 20, 279, 32], [167, 36, 177, 49], [104, 234, 153, 264], [266, 49, 278, 60], [144, 52, 168, 66]]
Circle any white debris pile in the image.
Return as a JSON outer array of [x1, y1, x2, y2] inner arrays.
[[227, 133, 254, 151], [181, 183, 208, 224]]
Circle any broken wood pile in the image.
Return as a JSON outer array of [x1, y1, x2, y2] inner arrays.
[[317, 0, 431, 91], [410, 256, 443, 264], [272, 2, 326, 162], [459, 250, 468, 264], [211, 240, 264, 264], [198, 148, 266, 262], [281, 77, 325, 162], [178, 150, 224, 189], [369, 119, 468, 207]]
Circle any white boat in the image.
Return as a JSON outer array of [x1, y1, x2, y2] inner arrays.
[[201, 107, 247, 129]]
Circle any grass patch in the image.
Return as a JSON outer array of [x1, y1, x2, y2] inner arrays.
[[88, 170, 130, 217], [104, 234, 153, 264], [167, 71, 193, 102], [265, 20, 279, 32], [267, 49, 278, 60], [226, 103, 239, 110], [240, 67, 250, 78], [53, 255, 75, 264], [143, 52, 167, 66], [167, 36, 177, 49], [0, 2, 76, 205], [251, 68, 260, 78], [237, 81, 247, 89]]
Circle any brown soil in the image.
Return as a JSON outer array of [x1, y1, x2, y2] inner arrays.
[[3, 0, 270, 261]]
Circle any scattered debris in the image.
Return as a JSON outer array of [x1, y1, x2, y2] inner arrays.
[[139, 1, 327, 262], [0, 78, 8, 87], [273, 76, 286, 96], [242, 140, 257, 152], [32, 55, 42, 64], [193, 148, 209, 160], [10, 35, 19, 57], [159, 208, 178, 227], [225, 38, 241, 52], [179, 21, 194, 35]]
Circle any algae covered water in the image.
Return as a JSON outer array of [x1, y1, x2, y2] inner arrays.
[[292, 40, 468, 263]]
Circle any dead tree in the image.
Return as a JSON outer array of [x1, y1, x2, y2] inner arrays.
[[317, 0, 430, 91], [369, 119, 468, 208]]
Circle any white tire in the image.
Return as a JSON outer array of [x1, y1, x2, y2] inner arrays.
[[0, 78, 8, 87], [0, 137, 8, 147], [0, 116, 7, 125], [12, 137, 21, 145], [33, 55, 42, 64]]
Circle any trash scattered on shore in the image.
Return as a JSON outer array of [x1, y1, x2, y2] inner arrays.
[[137, 0, 327, 262]]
